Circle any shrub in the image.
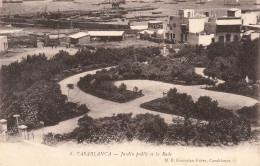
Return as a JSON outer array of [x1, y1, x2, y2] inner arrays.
[[207, 81, 259, 99], [131, 113, 168, 143], [43, 133, 60, 146], [141, 88, 235, 121], [51, 113, 252, 146], [118, 83, 127, 92], [237, 103, 260, 126]]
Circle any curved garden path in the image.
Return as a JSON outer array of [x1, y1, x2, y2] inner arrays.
[[32, 67, 259, 143]]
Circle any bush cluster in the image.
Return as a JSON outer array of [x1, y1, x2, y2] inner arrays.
[[78, 69, 143, 103], [237, 103, 260, 126], [140, 88, 234, 121], [85, 56, 215, 86], [207, 81, 259, 99], [43, 113, 252, 146]]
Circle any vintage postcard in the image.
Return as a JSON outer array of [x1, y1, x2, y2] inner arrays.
[[0, 0, 259, 165]]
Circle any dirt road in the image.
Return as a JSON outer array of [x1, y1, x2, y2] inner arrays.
[[33, 68, 258, 140], [0, 47, 78, 67]]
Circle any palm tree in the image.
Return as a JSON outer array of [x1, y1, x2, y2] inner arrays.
[[66, 83, 74, 100]]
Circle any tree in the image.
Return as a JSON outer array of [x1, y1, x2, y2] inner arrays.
[[118, 83, 127, 92], [195, 96, 219, 121], [133, 86, 138, 92], [67, 83, 74, 99], [240, 39, 260, 82]]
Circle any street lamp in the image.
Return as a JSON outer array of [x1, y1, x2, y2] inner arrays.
[[13, 114, 20, 127], [40, 121, 45, 135]]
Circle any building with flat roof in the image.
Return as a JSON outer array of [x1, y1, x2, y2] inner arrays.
[[68, 32, 90, 45], [0, 36, 8, 53], [205, 16, 242, 42], [166, 9, 214, 46], [167, 9, 206, 42], [88, 31, 125, 41], [44, 33, 66, 47]]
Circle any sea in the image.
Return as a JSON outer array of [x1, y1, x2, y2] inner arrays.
[[0, 0, 259, 27]]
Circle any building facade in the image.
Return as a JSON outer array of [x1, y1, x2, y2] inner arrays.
[[69, 32, 90, 45], [205, 9, 242, 43], [166, 9, 214, 46], [88, 31, 125, 41]]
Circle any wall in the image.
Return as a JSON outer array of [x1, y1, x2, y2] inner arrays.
[[167, 16, 189, 42], [250, 33, 260, 41], [227, 10, 242, 18], [215, 32, 240, 42], [188, 18, 205, 33], [242, 13, 257, 25], [205, 22, 217, 34], [179, 9, 195, 18], [0, 36, 8, 52], [78, 36, 90, 45], [187, 33, 199, 45], [187, 33, 214, 46], [198, 34, 214, 46]]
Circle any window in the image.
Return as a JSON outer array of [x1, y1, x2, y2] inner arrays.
[[173, 23, 176, 27], [170, 26, 172, 30], [170, 16, 173, 20], [188, 12, 191, 18], [173, 33, 175, 38], [185, 34, 187, 41], [219, 36, 224, 42], [234, 35, 239, 41], [226, 34, 231, 42]]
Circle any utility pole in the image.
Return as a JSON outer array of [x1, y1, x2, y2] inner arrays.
[[57, 9, 60, 45], [58, 23, 60, 45]]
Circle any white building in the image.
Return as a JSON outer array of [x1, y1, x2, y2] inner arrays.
[[205, 17, 242, 42], [241, 30, 260, 42], [242, 13, 258, 25], [166, 9, 214, 46], [0, 36, 8, 53]]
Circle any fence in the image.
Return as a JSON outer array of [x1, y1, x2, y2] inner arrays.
[[2, 130, 35, 143]]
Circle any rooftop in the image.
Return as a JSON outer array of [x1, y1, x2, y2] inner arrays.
[[49, 34, 66, 39], [216, 19, 242, 25], [148, 21, 163, 24], [228, 8, 241, 12], [139, 30, 155, 35], [69, 32, 89, 39], [243, 24, 260, 29], [244, 30, 256, 35], [0, 119, 7, 123], [180, 9, 194, 12], [130, 25, 148, 30], [88, 31, 125, 37], [0, 36, 7, 39], [0, 29, 23, 34]]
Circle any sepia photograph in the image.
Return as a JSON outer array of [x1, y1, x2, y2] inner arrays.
[[0, 0, 259, 165]]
